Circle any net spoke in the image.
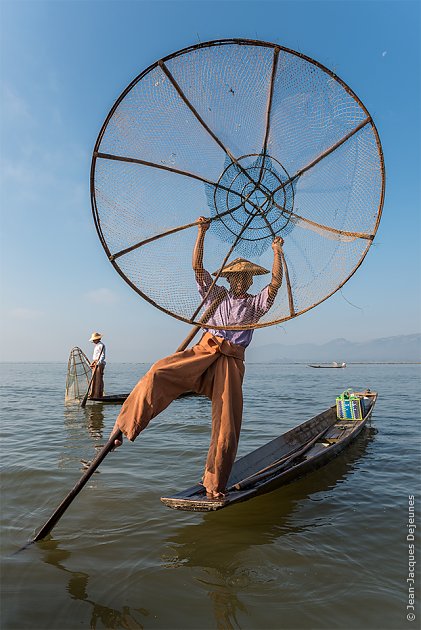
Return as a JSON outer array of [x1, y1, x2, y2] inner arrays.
[[110, 202, 247, 261], [251, 196, 295, 316], [159, 60, 237, 163], [159, 61, 273, 203], [255, 201, 278, 238], [96, 150, 255, 205], [290, 211, 374, 242], [256, 47, 280, 190], [270, 117, 371, 198], [280, 250, 295, 317], [263, 47, 280, 156], [96, 151, 221, 188]]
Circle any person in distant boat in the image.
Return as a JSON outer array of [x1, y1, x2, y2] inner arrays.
[[89, 332, 106, 399], [110, 217, 284, 500]]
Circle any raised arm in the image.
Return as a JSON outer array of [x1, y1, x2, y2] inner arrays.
[[268, 236, 284, 300], [192, 216, 210, 282]]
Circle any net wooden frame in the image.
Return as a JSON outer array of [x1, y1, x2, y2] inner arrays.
[[90, 38, 385, 330]]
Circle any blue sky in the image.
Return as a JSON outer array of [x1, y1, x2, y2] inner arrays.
[[0, 0, 420, 362]]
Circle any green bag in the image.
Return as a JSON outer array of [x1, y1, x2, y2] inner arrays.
[[336, 389, 362, 420]]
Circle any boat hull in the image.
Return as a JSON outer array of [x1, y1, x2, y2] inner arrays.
[[160, 390, 377, 512], [88, 391, 201, 405], [88, 394, 129, 404]]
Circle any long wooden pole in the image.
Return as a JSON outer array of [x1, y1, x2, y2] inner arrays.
[[175, 290, 227, 352], [24, 307, 220, 547], [26, 215, 267, 546], [25, 428, 123, 546]]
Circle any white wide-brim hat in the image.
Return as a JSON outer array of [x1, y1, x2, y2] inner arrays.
[[89, 332, 102, 342]]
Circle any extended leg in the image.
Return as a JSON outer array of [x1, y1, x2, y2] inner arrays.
[[114, 343, 219, 442]]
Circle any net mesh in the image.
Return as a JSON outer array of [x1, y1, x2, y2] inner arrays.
[[92, 39, 384, 329], [65, 347, 91, 402]]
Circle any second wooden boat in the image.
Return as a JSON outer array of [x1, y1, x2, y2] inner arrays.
[[88, 393, 130, 404], [88, 391, 199, 404]]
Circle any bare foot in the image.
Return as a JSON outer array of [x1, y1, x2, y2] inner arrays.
[[205, 491, 227, 501]]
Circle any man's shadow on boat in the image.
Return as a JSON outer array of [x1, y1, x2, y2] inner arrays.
[[164, 425, 378, 566]]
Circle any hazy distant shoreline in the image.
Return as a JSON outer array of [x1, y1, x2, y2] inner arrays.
[[1, 361, 420, 365], [250, 361, 421, 365], [1, 334, 420, 363], [247, 333, 421, 364]]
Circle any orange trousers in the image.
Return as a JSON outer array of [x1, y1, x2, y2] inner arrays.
[[116, 332, 245, 493]]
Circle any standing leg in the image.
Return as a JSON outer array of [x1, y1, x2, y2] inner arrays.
[[98, 364, 105, 398], [90, 364, 104, 399], [202, 356, 245, 495]]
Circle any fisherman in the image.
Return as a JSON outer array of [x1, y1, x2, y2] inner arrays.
[[89, 332, 106, 399], [111, 217, 284, 500]]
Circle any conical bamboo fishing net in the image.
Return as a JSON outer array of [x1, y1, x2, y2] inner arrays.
[[65, 347, 91, 402], [91, 39, 384, 330]]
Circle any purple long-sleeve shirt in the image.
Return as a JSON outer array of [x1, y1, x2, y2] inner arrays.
[[196, 270, 273, 348]]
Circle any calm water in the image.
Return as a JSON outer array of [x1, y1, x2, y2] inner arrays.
[[1, 362, 420, 630]]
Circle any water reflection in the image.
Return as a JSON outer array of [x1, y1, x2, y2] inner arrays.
[[84, 404, 106, 441], [63, 403, 106, 440], [163, 427, 377, 627], [208, 589, 246, 630], [38, 404, 152, 628], [39, 538, 149, 629], [61, 404, 106, 472], [37, 427, 376, 630]]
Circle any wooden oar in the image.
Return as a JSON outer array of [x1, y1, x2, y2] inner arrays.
[[80, 346, 104, 408]]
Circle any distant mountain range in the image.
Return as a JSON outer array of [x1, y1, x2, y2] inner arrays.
[[247, 333, 421, 363]]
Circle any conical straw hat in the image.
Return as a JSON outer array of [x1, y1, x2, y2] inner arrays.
[[89, 332, 102, 342], [212, 258, 269, 277]]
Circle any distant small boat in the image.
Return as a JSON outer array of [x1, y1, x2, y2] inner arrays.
[[308, 362, 347, 369], [161, 390, 377, 512]]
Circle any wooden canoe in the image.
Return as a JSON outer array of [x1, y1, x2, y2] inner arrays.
[[88, 393, 130, 404], [88, 391, 200, 404], [160, 389, 377, 512]]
